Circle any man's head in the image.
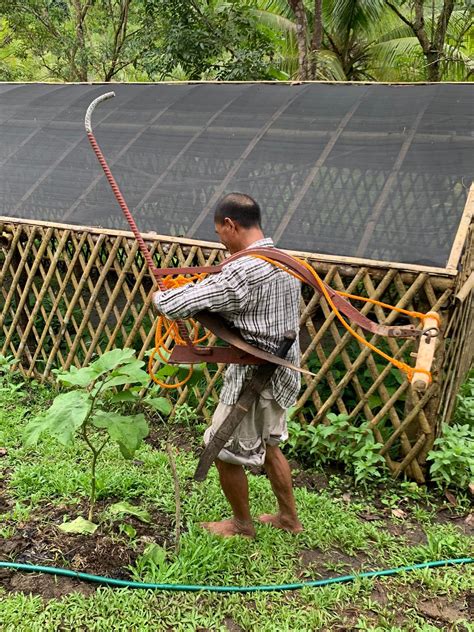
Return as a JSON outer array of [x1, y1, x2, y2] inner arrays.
[[214, 193, 264, 253]]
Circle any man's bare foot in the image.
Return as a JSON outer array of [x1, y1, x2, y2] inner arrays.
[[258, 513, 303, 533], [200, 518, 256, 538]]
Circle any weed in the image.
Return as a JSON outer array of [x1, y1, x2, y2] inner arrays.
[[427, 423, 474, 491], [454, 369, 474, 427], [1, 376, 473, 631], [286, 413, 387, 485], [172, 403, 198, 426], [0, 354, 25, 397]]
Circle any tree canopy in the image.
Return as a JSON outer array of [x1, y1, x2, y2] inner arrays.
[[0, 0, 472, 82]]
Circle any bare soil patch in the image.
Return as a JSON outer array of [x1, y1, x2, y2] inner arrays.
[[297, 547, 371, 580], [383, 519, 427, 545], [145, 420, 203, 455], [416, 595, 471, 626], [0, 498, 174, 598], [434, 508, 474, 536]]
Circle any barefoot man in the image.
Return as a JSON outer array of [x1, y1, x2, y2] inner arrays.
[[153, 193, 303, 537]]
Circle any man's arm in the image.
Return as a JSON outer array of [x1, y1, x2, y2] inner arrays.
[[153, 262, 250, 320]]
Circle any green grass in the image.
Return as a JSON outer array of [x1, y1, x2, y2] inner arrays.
[[0, 384, 473, 631]]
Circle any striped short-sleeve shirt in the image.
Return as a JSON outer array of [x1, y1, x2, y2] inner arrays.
[[153, 238, 301, 409]]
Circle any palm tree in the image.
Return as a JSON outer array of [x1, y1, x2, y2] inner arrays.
[[250, 0, 473, 82], [250, 0, 400, 80], [381, 1, 473, 82], [321, 0, 390, 81], [250, 0, 300, 78]]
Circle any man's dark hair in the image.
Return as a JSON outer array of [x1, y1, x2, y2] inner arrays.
[[214, 193, 262, 228]]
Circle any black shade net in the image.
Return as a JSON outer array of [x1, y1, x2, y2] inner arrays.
[[0, 82, 472, 268]]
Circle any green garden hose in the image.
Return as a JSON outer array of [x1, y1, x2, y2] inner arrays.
[[0, 558, 472, 593]]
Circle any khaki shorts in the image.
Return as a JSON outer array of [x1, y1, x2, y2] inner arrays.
[[203, 388, 288, 467]]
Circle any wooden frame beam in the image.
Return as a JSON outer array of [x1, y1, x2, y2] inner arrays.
[[26, 120, 471, 147], [446, 183, 474, 272], [0, 215, 457, 280]]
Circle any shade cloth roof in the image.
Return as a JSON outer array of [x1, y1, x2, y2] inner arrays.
[[0, 82, 472, 268]]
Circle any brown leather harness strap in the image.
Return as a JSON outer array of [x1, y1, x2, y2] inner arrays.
[[158, 247, 421, 340], [189, 310, 315, 376]]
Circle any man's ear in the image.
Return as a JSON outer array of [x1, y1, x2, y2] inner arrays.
[[224, 217, 236, 231]]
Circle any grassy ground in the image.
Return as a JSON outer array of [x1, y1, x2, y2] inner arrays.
[[0, 383, 473, 631]]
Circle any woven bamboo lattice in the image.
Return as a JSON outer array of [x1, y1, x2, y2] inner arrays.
[[438, 223, 474, 431], [1, 218, 462, 482]]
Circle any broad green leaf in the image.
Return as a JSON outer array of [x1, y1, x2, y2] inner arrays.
[[143, 543, 167, 566], [23, 412, 49, 446], [58, 516, 98, 534], [54, 365, 99, 388], [368, 394, 382, 409], [179, 362, 207, 387], [91, 410, 148, 458], [24, 391, 91, 446], [267, 66, 290, 80], [110, 390, 139, 403], [90, 348, 136, 375], [54, 354, 148, 390], [102, 360, 150, 390], [109, 501, 151, 523], [144, 397, 172, 415], [154, 364, 179, 378], [119, 523, 137, 539]]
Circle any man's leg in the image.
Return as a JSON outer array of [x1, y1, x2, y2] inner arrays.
[[259, 444, 303, 533], [201, 459, 256, 537]]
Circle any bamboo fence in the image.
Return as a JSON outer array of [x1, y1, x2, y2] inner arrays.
[[0, 214, 472, 483]]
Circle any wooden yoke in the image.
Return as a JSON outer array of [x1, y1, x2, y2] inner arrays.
[[412, 311, 440, 391]]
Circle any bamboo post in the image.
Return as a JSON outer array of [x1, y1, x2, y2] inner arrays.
[[412, 312, 440, 391]]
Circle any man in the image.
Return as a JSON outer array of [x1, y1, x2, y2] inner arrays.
[[153, 193, 303, 537]]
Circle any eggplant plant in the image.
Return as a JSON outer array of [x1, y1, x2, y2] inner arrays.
[[24, 348, 171, 522]]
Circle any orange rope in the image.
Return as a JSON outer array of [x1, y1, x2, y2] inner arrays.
[[248, 254, 433, 384], [148, 274, 210, 388], [337, 292, 441, 327]]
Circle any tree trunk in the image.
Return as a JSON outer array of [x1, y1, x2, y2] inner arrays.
[[104, 0, 131, 82], [72, 0, 91, 82], [426, 50, 441, 82], [310, 0, 322, 79], [432, 0, 455, 81], [387, 0, 456, 83], [287, 0, 310, 80]]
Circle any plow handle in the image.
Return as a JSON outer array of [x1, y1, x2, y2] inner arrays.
[[412, 312, 440, 391]]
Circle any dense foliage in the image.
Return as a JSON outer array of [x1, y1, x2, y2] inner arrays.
[[426, 371, 474, 491], [0, 1, 471, 82]]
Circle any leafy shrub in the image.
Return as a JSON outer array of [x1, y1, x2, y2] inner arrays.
[[23, 348, 172, 521], [286, 413, 387, 485], [427, 424, 474, 491], [453, 371, 474, 428], [0, 354, 25, 396], [426, 372, 474, 491]]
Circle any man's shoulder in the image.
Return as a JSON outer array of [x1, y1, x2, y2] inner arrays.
[[223, 254, 268, 279], [223, 238, 272, 269]]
